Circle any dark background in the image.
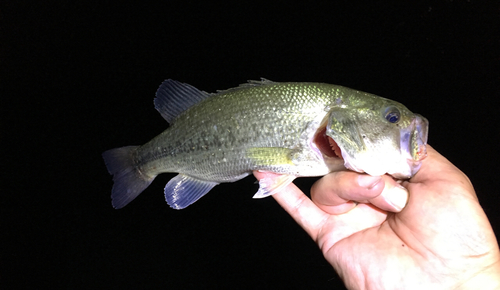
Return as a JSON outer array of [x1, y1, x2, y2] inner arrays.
[[2, 1, 499, 289]]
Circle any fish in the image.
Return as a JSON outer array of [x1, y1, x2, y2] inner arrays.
[[102, 79, 428, 209]]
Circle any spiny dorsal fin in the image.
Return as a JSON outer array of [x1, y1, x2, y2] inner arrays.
[[154, 79, 211, 124], [216, 78, 276, 94]]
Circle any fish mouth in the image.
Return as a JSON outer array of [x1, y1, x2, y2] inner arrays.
[[313, 113, 429, 178], [313, 126, 343, 159], [410, 114, 429, 162], [398, 114, 429, 177]]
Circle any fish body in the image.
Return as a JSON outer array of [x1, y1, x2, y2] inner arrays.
[[103, 79, 428, 209]]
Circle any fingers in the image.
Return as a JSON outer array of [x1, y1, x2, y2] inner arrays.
[[253, 171, 389, 246], [311, 171, 408, 214], [368, 181, 409, 212]]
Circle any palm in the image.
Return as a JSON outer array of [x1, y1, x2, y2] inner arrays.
[[324, 206, 451, 289]]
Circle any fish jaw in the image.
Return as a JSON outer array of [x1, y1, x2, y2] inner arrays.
[[399, 114, 429, 177]]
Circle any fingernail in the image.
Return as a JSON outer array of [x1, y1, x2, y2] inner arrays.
[[385, 185, 409, 211], [357, 175, 382, 189]]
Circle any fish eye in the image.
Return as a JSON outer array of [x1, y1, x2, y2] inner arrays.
[[384, 107, 400, 123]]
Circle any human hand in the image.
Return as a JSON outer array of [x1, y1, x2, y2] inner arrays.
[[254, 146, 500, 289]]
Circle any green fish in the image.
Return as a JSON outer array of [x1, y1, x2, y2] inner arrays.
[[102, 79, 428, 209]]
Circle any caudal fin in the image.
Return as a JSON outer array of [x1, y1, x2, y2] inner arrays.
[[102, 146, 155, 209]]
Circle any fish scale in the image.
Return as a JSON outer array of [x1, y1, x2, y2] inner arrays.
[[138, 83, 333, 178], [103, 79, 428, 209]]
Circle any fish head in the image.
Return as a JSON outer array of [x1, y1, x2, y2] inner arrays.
[[324, 95, 428, 179]]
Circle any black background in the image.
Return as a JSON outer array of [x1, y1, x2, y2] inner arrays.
[[2, 1, 499, 289]]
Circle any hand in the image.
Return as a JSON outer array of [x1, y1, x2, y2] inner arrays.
[[254, 146, 500, 289]]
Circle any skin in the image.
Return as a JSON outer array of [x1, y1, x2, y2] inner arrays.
[[254, 146, 500, 289]]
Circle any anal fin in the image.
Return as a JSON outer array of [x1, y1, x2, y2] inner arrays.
[[164, 174, 219, 209]]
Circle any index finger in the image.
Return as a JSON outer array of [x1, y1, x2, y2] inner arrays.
[[254, 171, 389, 248], [253, 171, 328, 239]]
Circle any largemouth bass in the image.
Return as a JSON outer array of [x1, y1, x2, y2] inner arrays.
[[102, 79, 428, 209]]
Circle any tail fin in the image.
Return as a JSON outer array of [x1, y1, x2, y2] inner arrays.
[[102, 146, 155, 209]]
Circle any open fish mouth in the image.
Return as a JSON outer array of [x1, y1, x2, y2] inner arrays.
[[313, 126, 343, 160]]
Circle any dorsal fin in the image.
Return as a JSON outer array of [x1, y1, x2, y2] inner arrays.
[[154, 79, 211, 124], [216, 78, 275, 94]]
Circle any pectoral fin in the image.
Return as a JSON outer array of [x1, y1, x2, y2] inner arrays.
[[253, 173, 296, 199], [245, 147, 295, 167], [164, 174, 219, 209]]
